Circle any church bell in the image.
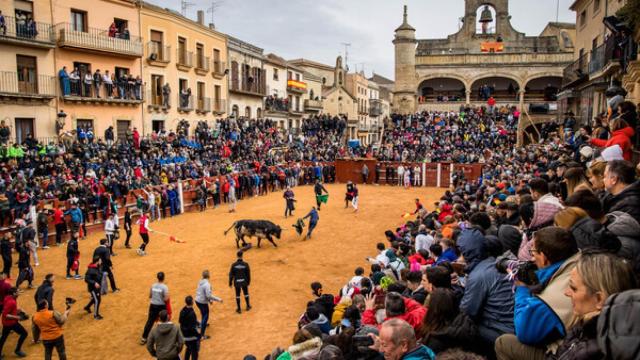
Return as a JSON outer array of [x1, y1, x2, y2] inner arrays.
[[479, 6, 493, 23]]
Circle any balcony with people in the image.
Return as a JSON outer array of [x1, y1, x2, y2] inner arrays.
[[0, 71, 56, 101], [178, 89, 194, 112], [0, 13, 55, 48], [229, 62, 266, 97], [265, 95, 289, 113], [55, 22, 143, 58], [58, 66, 143, 105]]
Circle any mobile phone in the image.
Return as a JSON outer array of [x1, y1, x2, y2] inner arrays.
[[352, 335, 374, 347]]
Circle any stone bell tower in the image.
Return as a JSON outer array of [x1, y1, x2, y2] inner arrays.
[[462, 0, 512, 38], [393, 5, 417, 115]]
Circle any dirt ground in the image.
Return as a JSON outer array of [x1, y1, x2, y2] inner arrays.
[[6, 184, 442, 360]]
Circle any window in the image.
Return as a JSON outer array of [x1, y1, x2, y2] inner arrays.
[[213, 49, 221, 71], [273, 68, 279, 81], [71, 9, 87, 32], [151, 74, 164, 106], [580, 10, 586, 26], [115, 67, 129, 79], [16, 55, 37, 94], [322, 77, 326, 85], [14, 118, 34, 144], [593, 0, 601, 13], [179, 79, 188, 93], [114, 18, 128, 33], [288, 71, 292, 80], [77, 119, 93, 131], [152, 120, 164, 133], [178, 37, 187, 64], [196, 43, 204, 68], [150, 30, 164, 57], [73, 61, 91, 96], [116, 120, 130, 140], [295, 73, 300, 81]]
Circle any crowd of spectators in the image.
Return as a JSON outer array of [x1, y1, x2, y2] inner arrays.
[[58, 66, 143, 100], [254, 105, 640, 359]]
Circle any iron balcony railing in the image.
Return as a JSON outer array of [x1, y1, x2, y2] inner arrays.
[[178, 93, 194, 111], [196, 97, 211, 113], [0, 15, 55, 46], [563, 53, 589, 86], [229, 78, 266, 96], [0, 71, 56, 97], [60, 76, 143, 102], [147, 42, 171, 62], [177, 50, 194, 68], [213, 98, 226, 113], [196, 55, 210, 72], [212, 60, 226, 76], [55, 23, 143, 57]]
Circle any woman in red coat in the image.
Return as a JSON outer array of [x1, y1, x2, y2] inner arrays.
[[589, 119, 635, 161]]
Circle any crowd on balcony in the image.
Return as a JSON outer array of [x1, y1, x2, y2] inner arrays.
[[265, 95, 290, 112], [254, 106, 640, 360], [377, 106, 519, 164], [107, 22, 130, 40], [58, 66, 142, 101]]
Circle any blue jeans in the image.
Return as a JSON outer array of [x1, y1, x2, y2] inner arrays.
[[40, 228, 48, 247], [196, 301, 209, 339]]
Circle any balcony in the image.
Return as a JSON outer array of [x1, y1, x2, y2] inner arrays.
[[195, 55, 210, 75], [265, 97, 289, 113], [0, 16, 55, 49], [178, 93, 194, 112], [196, 97, 211, 114], [146, 42, 171, 67], [145, 90, 169, 112], [0, 72, 56, 102], [212, 60, 226, 79], [60, 78, 143, 105], [229, 79, 266, 97], [176, 50, 193, 71], [287, 79, 307, 94], [562, 53, 589, 88], [213, 98, 226, 114], [55, 23, 143, 58], [304, 99, 323, 112]]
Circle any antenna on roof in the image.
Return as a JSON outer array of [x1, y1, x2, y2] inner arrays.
[[207, 0, 224, 26], [340, 42, 351, 72], [181, 0, 195, 16], [556, 0, 560, 23]]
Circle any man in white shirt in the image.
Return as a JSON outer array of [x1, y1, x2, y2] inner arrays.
[[367, 243, 390, 268], [104, 213, 116, 256], [414, 225, 434, 253], [397, 165, 405, 187]]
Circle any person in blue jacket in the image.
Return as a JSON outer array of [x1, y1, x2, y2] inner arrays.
[[64, 202, 83, 234], [457, 213, 514, 352], [495, 226, 579, 360], [302, 207, 319, 240], [167, 186, 179, 216]]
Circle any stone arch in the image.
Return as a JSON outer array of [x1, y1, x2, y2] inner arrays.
[[524, 75, 563, 101], [417, 73, 470, 90], [523, 70, 564, 87], [417, 76, 467, 103], [470, 75, 522, 102], [469, 72, 523, 89]]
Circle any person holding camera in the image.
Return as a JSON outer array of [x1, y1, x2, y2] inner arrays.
[[0, 287, 29, 358], [495, 226, 579, 360], [32, 298, 71, 360]]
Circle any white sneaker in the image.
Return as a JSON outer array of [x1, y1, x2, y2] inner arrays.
[[136, 249, 142, 256]]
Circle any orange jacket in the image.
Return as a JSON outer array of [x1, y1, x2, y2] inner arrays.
[[590, 127, 635, 161]]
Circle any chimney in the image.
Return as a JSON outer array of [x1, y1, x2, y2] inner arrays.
[[209, 23, 215, 30], [197, 10, 204, 25]]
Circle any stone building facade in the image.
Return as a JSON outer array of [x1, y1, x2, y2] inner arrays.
[[394, 0, 576, 143]]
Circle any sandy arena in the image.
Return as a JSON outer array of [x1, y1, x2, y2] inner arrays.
[[5, 184, 442, 359]]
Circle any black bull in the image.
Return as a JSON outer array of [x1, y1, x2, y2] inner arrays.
[[224, 220, 283, 248]]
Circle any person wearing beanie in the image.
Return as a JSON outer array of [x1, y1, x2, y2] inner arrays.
[[229, 251, 251, 314]]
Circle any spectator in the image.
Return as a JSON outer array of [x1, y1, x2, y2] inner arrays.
[[0, 287, 28, 358], [362, 292, 426, 333], [179, 296, 200, 360], [495, 226, 579, 360], [457, 219, 514, 347], [552, 252, 637, 360], [146, 310, 184, 360], [34, 273, 55, 311], [602, 160, 640, 223], [589, 118, 635, 161], [32, 298, 70, 360], [194, 270, 222, 340], [370, 318, 435, 360]]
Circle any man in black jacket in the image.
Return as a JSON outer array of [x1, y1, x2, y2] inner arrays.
[[34, 274, 55, 311], [229, 251, 251, 314], [92, 239, 119, 293], [84, 257, 103, 320], [314, 180, 329, 210], [603, 160, 640, 223], [179, 295, 200, 360], [66, 234, 81, 279]]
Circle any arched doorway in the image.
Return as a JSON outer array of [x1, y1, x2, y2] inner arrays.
[[471, 76, 520, 102], [524, 76, 563, 101], [245, 106, 251, 118], [231, 105, 239, 118], [256, 107, 262, 119], [417, 78, 466, 103]]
